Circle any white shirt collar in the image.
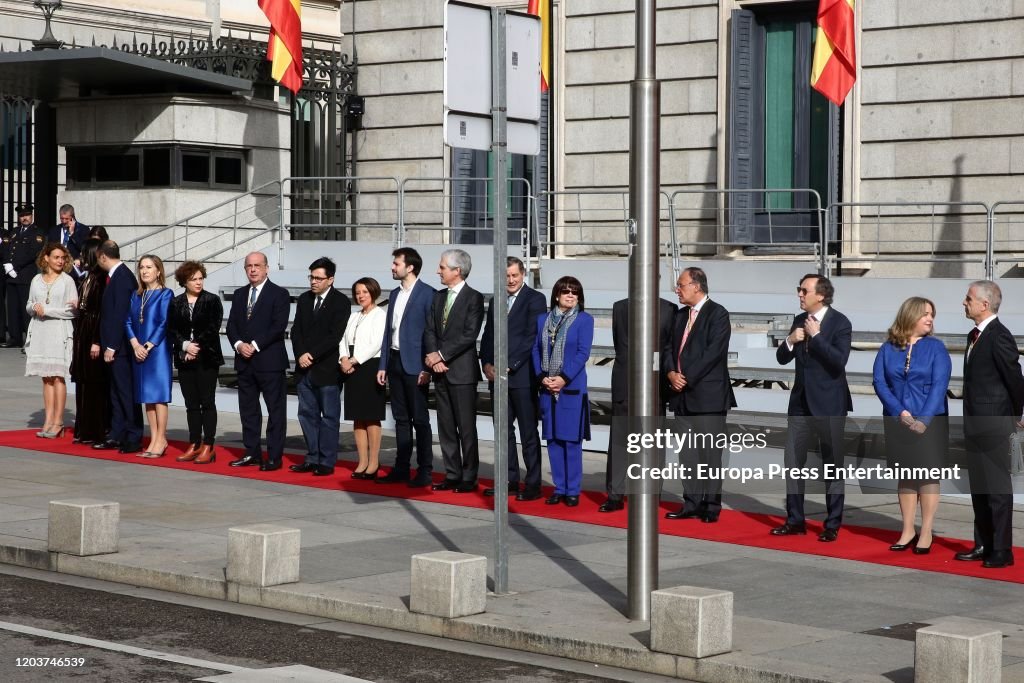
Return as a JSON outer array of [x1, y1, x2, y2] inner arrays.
[[808, 305, 829, 321], [975, 314, 997, 333], [691, 295, 709, 313]]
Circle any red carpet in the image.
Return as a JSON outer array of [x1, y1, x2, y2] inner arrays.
[[2, 429, 1021, 584]]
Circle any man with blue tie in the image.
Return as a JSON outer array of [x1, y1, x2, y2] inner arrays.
[[47, 204, 88, 263], [481, 257, 547, 500], [93, 241, 144, 453], [226, 252, 291, 471], [772, 274, 852, 542], [376, 248, 437, 487]]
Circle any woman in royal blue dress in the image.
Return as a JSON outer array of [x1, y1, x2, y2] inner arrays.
[[533, 276, 594, 507], [872, 296, 952, 555], [125, 254, 174, 458]]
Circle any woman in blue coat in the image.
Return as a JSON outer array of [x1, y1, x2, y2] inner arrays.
[[533, 276, 594, 507], [125, 255, 174, 458], [872, 296, 951, 555]]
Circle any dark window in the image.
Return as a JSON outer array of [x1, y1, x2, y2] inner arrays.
[[66, 146, 246, 190], [94, 151, 140, 184], [181, 152, 211, 184], [143, 148, 171, 187], [67, 150, 92, 184], [214, 155, 243, 186]]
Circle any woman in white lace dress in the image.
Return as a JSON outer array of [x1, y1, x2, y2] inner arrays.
[[25, 243, 77, 438]]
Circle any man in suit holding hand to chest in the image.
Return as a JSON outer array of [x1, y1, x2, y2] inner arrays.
[[481, 257, 547, 501], [663, 267, 736, 523], [290, 257, 351, 477], [772, 274, 852, 542], [226, 252, 291, 471], [425, 249, 485, 493], [958, 280, 1024, 568]]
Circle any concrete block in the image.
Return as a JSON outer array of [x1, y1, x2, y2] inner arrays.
[[227, 524, 300, 587], [410, 551, 486, 618], [650, 585, 733, 658], [48, 499, 119, 557], [915, 621, 1002, 683]]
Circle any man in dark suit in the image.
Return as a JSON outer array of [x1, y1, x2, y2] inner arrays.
[[376, 247, 436, 487], [425, 249, 485, 493], [290, 257, 351, 476], [48, 204, 89, 262], [957, 280, 1024, 568], [772, 274, 852, 542], [0, 224, 12, 345], [662, 267, 736, 522], [3, 203, 45, 348], [600, 294, 677, 512], [93, 241, 144, 453], [226, 251, 291, 471], [481, 257, 547, 501]]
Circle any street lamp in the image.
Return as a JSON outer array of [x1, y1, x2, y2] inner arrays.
[[32, 0, 64, 51]]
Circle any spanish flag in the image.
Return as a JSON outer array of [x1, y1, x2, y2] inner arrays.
[[528, 0, 550, 92], [259, 0, 304, 94], [810, 0, 855, 106]]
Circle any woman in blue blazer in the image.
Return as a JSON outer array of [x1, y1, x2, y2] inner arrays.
[[872, 297, 952, 555], [533, 276, 594, 507]]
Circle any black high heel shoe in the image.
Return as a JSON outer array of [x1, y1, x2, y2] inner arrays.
[[913, 536, 933, 555], [889, 534, 919, 552]]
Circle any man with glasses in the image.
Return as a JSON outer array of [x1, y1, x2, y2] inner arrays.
[[663, 267, 735, 523], [772, 274, 852, 542], [226, 251, 291, 471], [290, 258, 351, 477]]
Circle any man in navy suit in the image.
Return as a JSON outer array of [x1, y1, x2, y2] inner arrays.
[[481, 257, 547, 501], [663, 267, 736, 523], [3, 203, 45, 348], [48, 204, 88, 262], [957, 280, 1024, 568], [93, 241, 144, 453], [376, 247, 436, 487], [424, 249, 485, 493], [772, 274, 852, 542], [226, 252, 291, 471], [290, 257, 351, 476]]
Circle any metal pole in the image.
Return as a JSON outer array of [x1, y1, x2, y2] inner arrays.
[[491, 7, 511, 595], [626, 0, 660, 622]]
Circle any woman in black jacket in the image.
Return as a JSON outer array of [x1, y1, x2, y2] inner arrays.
[[167, 261, 224, 464]]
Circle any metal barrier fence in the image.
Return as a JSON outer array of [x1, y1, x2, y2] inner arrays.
[[827, 201, 990, 279], [397, 177, 533, 257], [284, 176, 402, 244], [540, 190, 674, 257], [989, 202, 1024, 276]]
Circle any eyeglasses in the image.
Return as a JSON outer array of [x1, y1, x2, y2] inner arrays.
[[796, 287, 814, 295], [558, 287, 581, 296], [308, 275, 330, 283], [675, 281, 697, 290]]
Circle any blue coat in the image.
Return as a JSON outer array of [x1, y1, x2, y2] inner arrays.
[[872, 335, 951, 424], [378, 279, 436, 376], [532, 310, 594, 442]]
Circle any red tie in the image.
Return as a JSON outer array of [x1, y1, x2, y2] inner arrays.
[[968, 327, 980, 347]]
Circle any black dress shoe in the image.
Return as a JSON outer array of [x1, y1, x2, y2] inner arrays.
[[665, 506, 700, 520], [312, 466, 335, 476], [454, 481, 478, 493], [407, 475, 433, 488], [890, 534, 919, 551], [432, 479, 459, 491], [516, 488, 542, 501], [118, 442, 142, 454], [954, 546, 985, 561], [982, 551, 1014, 568], [230, 455, 262, 467], [483, 484, 519, 497], [289, 462, 317, 473], [818, 528, 839, 542], [598, 498, 624, 513], [912, 540, 933, 555], [564, 495, 580, 507], [92, 439, 120, 451], [770, 523, 807, 536], [377, 470, 410, 484], [700, 513, 719, 523], [544, 494, 564, 505], [260, 461, 282, 472]]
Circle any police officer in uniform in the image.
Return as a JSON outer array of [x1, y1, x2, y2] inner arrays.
[[3, 203, 46, 348]]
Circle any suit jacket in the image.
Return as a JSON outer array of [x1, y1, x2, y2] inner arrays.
[[378, 279, 436, 376], [424, 283, 485, 385], [872, 335, 951, 423], [480, 285, 547, 390], [167, 289, 225, 370], [662, 299, 736, 415], [776, 307, 853, 416], [532, 310, 594, 442], [225, 279, 290, 373], [291, 288, 351, 386], [99, 262, 139, 356], [963, 317, 1024, 437], [5, 224, 45, 284], [47, 223, 88, 260], [613, 297, 677, 404]]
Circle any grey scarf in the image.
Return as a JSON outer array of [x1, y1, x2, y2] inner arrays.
[[541, 306, 579, 378]]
